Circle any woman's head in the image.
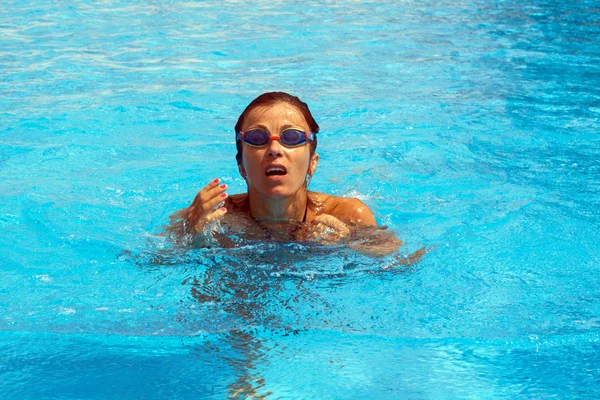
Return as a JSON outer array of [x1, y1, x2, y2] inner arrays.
[[234, 92, 320, 199], [235, 92, 319, 167]]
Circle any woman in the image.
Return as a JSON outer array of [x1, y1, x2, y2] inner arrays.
[[166, 93, 421, 397], [174, 92, 413, 257]]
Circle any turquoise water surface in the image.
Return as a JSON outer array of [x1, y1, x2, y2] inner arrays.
[[2, 0, 600, 398]]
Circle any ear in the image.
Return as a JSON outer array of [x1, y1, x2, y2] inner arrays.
[[238, 164, 247, 178], [308, 153, 319, 177]]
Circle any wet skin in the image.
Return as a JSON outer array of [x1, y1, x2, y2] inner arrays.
[[165, 101, 426, 399], [179, 102, 394, 250]]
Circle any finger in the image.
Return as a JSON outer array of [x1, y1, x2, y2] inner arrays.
[[191, 182, 228, 215], [194, 207, 227, 232], [205, 207, 227, 224], [201, 188, 228, 213], [398, 246, 428, 265], [314, 215, 350, 237], [316, 214, 347, 230], [308, 221, 329, 236], [191, 178, 224, 208], [305, 221, 345, 243], [301, 223, 326, 241]]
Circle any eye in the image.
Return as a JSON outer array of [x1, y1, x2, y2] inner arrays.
[[245, 129, 270, 145], [281, 129, 304, 144]]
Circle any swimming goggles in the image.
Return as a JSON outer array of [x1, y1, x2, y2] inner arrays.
[[237, 129, 315, 148]]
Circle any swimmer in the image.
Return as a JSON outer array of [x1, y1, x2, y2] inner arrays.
[[170, 92, 422, 260]]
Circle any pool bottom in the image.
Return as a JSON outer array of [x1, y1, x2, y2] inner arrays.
[[1, 329, 598, 399]]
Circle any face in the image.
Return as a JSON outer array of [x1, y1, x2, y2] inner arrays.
[[240, 102, 318, 199]]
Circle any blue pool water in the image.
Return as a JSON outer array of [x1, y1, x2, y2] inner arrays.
[[2, 0, 600, 398]]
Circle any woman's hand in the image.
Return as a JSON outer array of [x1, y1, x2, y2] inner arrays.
[[301, 214, 351, 243], [185, 178, 228, 234], [380, 245, 432, 270]]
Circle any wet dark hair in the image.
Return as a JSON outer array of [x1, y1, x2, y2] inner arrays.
[[234, 92, 319, 166]]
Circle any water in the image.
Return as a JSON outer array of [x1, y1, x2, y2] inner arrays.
[[2, 0, 600, 398]]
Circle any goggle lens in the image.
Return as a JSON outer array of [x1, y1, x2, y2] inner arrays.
[[239, 129, 312, 147], [245, 129, 270, 146], [280, 129, 304, 145]]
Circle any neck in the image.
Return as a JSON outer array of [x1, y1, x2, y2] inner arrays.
[[248, 187, 308, 223]]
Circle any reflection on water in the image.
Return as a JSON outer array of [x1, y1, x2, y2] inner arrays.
[[132, 228, 427, 398], [197, 329, 273, 399], [134, 229, 423, 334]]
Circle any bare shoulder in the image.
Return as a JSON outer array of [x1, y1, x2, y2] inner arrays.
[[309, 192, 377, 226], [225, 193, 249, 213]]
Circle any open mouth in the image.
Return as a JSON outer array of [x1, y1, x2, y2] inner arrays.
[[265, 165, 288, 177]]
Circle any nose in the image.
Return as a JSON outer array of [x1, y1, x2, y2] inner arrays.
[[266, 137, 283, 157]]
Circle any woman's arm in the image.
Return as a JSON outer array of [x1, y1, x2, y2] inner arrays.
[[301, 197, 408, 258]]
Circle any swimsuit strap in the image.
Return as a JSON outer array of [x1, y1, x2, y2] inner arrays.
[[302, 198, 309, 223]]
